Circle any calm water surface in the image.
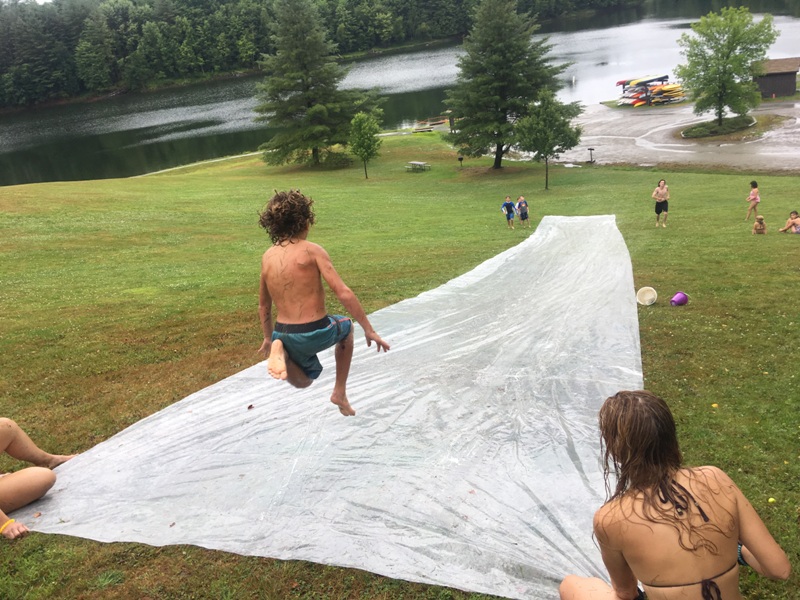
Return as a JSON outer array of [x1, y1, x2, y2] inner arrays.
[[1, 3, 798, 185]]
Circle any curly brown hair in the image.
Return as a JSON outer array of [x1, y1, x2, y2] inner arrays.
[[599, 390, 728, 553], [259, 190, 316, 244]]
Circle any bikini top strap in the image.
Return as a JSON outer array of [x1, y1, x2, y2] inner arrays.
[[645, 561, 738, 590]]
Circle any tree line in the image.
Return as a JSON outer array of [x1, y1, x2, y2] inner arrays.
[[0, 0, 641, 108]]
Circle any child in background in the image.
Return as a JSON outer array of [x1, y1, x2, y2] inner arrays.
[[778, 211, 800, 233], [516, 196, 530, 228], [752, 215, 766, 235], [745, 180, 760, 221], [501, 196, 517, 230]]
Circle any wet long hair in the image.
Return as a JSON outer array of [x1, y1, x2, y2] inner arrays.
[[599, 390, 727, 552], [259, 190, 316, 244]]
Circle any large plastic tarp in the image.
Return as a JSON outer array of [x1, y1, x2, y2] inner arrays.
[[15, 215, 643, 599]]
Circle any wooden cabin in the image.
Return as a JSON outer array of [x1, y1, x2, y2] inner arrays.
[[754, 57, 800, 98]]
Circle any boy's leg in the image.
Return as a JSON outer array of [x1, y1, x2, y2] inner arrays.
[[0, 418, 73, 468], [662, 210, 667, 227], [268, 339, 312, 388], [331, 330, 356, 416]]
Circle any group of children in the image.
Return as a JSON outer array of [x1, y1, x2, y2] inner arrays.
[[500, 195, 531, 229], [744, 180, 800, 235], [649, 178, 798, 235]]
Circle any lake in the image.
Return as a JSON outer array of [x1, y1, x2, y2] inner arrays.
[[1, 1, 798, 185]]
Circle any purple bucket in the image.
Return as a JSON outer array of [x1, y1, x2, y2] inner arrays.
[[670, 291, 688, 306]]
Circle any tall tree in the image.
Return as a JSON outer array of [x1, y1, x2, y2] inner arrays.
[[348, 110, 382, 179], [675, 7, 778, 127], [444, 0, 565, 169], [515, 89, 582, 190], [75, 11, 116, 91], [254, 0, 372, 166]]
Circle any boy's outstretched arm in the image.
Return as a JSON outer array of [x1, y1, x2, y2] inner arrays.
[[257, 260, 274, 356], [315, 246, 390, 352]]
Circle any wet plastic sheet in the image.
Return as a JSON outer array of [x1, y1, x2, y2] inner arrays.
[[15, 215, 642, 599]]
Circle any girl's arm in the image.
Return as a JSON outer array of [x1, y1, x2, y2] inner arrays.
[[719, 469, 790, 580], [0, 509, 29, 540], [594, 511, 641, 600]]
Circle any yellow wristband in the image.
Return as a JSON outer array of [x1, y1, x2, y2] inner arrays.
[[0, 519, 15, 535]]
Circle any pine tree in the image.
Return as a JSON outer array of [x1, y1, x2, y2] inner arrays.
[[445, 0, 564, 169], [254, 0, 371, 166], [75, 12, 116, 91]]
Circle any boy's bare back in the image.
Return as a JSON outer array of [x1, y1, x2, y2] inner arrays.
[[262, 239, 328, 325]]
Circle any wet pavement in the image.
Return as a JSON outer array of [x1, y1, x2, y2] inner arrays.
[[559, 101, 800, 172]]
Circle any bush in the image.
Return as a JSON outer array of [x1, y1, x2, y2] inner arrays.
[[681, 115, 755, 138]]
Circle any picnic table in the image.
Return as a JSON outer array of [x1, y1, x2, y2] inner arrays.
[[406, 161, 431, 172]]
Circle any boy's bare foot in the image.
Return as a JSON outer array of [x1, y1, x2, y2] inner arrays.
[[331, 390, 356, 416], [44, 454, 76, 469], [267, 339, 289, 380]]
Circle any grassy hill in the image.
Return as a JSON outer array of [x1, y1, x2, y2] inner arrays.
[[0, 133, 797, 599]]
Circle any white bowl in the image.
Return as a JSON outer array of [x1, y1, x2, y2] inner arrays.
[[636, 286, 658, 305]]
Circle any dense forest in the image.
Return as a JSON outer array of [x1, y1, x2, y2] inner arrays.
[[0, 0, 641, 108]]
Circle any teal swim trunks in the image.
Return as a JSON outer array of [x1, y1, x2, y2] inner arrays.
[[272, 315, 353, 379]]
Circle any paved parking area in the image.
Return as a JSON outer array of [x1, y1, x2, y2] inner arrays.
[[559, 101, 800, 172]]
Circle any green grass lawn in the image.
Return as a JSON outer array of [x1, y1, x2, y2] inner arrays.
[[0, 133, 798, 599]]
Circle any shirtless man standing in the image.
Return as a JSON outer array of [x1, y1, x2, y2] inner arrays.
[[652, 179, 669, 227], [257, 190, 390, 416]]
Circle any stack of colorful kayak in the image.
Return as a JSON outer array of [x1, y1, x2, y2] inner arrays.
[[616, 75, 686, 107]]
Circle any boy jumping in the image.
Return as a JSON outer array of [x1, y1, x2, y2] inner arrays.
[[258, 190, 390, 416]]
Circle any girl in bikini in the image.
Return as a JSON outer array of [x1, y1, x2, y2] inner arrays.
[[560, 391, 789, 600], [745, 180, 760, 222]]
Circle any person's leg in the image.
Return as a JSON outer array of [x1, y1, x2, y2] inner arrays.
[[746, 202, 754, 221], [0, 467, 56, 513], [268, 339, 312, 388], [559, 575, 619, 600], [662, 210, 667, 227], [330, 330, 356, 416], [0, 418, 73, 468]]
